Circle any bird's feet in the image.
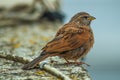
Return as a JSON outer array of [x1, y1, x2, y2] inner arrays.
[[65, 61, 90, 66]]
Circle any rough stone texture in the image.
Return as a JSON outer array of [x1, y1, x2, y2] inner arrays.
[[0, 22, 92, 80]]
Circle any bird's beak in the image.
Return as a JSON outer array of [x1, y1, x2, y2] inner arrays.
[[88, 16, 96, 20]]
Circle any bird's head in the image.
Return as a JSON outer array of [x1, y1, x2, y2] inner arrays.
[[70, 12, 96, 26]]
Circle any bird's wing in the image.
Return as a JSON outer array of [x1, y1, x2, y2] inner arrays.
[[42, 22, 91, 53]]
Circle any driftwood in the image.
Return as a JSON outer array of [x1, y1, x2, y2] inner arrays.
[[0, 51, 29, 64], [40, 62, 71, 80]]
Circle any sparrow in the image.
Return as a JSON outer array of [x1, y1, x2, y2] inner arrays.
[[22, 12, 95, 70]]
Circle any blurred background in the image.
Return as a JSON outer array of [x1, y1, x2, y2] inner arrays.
[[61, 0, 120, 80], [0, 0, 120, 80]]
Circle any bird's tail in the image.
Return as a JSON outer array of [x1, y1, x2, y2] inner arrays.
[[22, 52, 49, 70]]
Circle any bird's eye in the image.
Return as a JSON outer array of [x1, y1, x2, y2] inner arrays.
[[83, 16, 88, 19]]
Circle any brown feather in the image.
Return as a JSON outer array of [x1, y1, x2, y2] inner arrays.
[[22, 12, 95, 69]]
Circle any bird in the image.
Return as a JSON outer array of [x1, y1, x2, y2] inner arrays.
[[22, 12, 95, 70]]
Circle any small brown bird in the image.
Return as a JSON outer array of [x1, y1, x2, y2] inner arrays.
[[22, 12, 95, 70]]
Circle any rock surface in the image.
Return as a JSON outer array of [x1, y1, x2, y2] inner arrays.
[[0, 22, 92, 80]]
